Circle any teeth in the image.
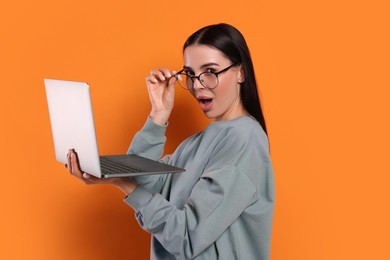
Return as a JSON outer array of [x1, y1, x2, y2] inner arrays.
[[200, 99, 212, 104]]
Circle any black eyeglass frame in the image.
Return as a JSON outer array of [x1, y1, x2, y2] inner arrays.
[[174, 63, 238, 90]]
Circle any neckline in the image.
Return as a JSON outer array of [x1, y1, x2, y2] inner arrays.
[[208, 115, 252, 127]]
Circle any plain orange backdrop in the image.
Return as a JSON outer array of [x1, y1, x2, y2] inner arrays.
[[1, 0, 389, 259]]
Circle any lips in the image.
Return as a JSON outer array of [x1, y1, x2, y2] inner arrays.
[[197, 96, 213, 112]]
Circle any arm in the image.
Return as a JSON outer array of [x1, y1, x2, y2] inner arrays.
[[128, 67, 178, 160], [126, 68, 178, 193], [125, 165, 257, 259], [127, 117, 168, 161], [127, 117, 171, 194]]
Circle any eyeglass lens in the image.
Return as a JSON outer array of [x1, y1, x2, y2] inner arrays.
[[178, 72, 219, 90]]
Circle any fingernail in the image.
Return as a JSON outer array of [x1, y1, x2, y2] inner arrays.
[[167, 72, 171, 78], [83, 173, 90, 179]]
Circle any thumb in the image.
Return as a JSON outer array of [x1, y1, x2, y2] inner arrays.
[[167, 76, 177, 91]]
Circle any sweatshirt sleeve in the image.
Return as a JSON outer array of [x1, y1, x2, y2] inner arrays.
[[127, 117, 170, 194], [124, 164, 258, 259], [127, 117, 168, 161]]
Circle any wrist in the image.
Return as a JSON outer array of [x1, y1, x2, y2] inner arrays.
[[114, 179, 138, 195], [149, 110, 171, 126]]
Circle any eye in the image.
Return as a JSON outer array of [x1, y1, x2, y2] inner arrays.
[[185, 70, 195, 77], [205, 68, 216, 73]]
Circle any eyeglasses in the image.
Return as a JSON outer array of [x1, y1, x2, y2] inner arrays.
[[174, 63, 237, 91]]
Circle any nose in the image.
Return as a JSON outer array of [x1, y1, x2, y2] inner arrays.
[[192, 77, 205, 90]]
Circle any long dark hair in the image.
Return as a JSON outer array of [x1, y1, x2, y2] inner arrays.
[[183, 23, 268, 136]]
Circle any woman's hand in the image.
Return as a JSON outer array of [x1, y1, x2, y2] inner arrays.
[[145, 67, 178, 126], [66, 149, 138, 195]]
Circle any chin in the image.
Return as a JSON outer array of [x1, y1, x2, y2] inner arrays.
[[204, 111, 223, 121]]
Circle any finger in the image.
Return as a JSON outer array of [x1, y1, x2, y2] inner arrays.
[[173, 71, 182, 81], [74, 150, 83, 174], [171, 70, 177, 77], [150, 69, 166, 81], [168, 75, 177, 85], [82, 173, 100, 182], [67, 150, 72, 173], [146, 75, 158, 84], [82, 172, 111, 185], [70, 150, 83, 177], [78, 172, 96, 185], [159, 68, 173, 79], [166, 77, 177, 92]]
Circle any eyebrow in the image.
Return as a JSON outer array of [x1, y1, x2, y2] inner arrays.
[[183, 62, 220, 70]]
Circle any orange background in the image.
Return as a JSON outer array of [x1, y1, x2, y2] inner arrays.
[[1, 0, 389, 259]]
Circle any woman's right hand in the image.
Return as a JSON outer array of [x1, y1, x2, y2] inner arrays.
[[145, 67, 178, 126], [66, 149, 138, 195]]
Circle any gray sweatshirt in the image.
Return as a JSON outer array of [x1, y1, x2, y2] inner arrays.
[[124, 116, 274, 260]]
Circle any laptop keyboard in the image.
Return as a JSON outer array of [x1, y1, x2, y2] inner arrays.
[[100, 157, 145, 174]]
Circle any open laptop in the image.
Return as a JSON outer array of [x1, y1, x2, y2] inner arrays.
[[44, 78, 185, 178]]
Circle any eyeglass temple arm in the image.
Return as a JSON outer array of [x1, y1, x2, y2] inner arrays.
[[174, 69, 185, 79]]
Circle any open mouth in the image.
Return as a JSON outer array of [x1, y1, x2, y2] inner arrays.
[[197, 97, 213, 111], [199, 98, 213, 105]]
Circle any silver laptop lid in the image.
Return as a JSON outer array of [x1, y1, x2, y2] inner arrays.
[[44, 79, 102, 177]]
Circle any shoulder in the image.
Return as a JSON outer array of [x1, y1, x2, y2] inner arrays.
[[203, 117, 273, 194], [209, 116, 268, 151], [206, 116, 270, 167]]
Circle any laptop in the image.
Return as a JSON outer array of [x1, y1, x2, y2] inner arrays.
[[44, 78, 185, 178]]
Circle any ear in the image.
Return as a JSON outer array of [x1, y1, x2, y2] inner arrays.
[[236, 65, 245, 83]]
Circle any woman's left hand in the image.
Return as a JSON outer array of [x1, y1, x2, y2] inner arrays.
[[66, 149, 138, 195]]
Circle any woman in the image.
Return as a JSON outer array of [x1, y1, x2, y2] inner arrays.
[[68, 23, 274, 260]]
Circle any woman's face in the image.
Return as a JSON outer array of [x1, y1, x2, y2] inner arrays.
[[183, 44, 245, 121]]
